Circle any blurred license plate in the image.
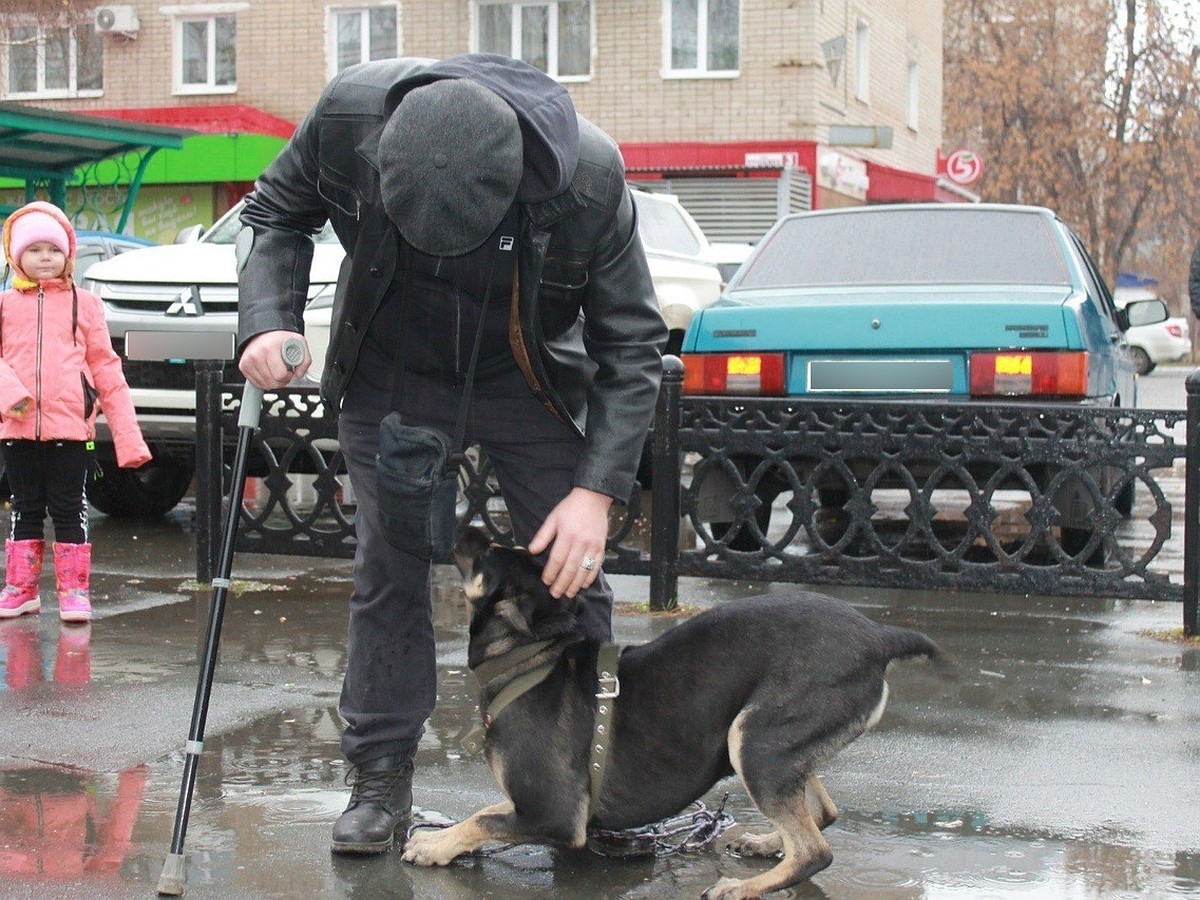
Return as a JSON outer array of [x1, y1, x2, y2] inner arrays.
[[124, 330, 235, 361], [808, 359, 953, 392]]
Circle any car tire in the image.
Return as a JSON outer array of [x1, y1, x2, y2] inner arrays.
[[1130, 346, 1155, 376], [87, 450, 194, 518], [665, 330, 684, 357], [1060, 526, 1106, 566]]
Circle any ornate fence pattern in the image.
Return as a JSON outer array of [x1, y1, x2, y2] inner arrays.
[[194, 362, 1196, 633]]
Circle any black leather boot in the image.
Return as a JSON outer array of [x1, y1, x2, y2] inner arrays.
[[330, 756, 414, 854]]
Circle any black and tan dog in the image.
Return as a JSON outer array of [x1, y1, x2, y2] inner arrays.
[[402, 528, 947, 898]]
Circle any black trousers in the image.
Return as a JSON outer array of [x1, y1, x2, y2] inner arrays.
[[336, 366, 614, 766], [2, 439, 90, 543]]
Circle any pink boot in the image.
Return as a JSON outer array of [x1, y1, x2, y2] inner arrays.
[[0, 538, 44, 618], [53, 542, 92, 623]]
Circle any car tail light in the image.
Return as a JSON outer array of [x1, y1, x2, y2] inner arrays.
[[1166, 322, 1184, 338], [681, 353, 786, 395], [969, 351, 1088, 397]]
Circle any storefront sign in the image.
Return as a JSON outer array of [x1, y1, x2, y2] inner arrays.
[[817, 148, 869, 200], [940, 148, 984, 185]]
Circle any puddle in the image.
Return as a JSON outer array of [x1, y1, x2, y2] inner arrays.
[[1, 678, 1196, 899]]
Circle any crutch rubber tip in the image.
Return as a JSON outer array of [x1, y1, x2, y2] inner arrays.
[[156, 853, 187, 895]]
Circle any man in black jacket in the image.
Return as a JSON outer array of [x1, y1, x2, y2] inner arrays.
[[235, 54, 665, 854]]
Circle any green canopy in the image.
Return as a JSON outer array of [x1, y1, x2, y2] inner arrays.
[[0, 102, 192, 230]]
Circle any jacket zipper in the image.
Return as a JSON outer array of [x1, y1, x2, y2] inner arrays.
[[35, 287, 44, 439]]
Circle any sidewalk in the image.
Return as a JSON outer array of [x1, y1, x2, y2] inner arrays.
[[0, 508, 1197, 898]]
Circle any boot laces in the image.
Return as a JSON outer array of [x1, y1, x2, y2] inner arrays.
[[345, 763, 412, 805]]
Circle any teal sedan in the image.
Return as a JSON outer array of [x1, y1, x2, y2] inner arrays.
[[682, 204, 1166, 404], [679, 203, 1169, 556]]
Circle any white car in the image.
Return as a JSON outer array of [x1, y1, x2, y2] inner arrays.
[[1115, 287, 1191, 375], [631, 189, 722, 353], [81, 191, 718, 516], [707, 240, 756, 287]]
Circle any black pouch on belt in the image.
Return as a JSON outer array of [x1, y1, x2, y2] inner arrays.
[[376, 415, 460, 560]]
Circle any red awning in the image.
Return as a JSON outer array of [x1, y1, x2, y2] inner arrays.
[[78, 104, 296, 139], [867, 161, 977, 204]]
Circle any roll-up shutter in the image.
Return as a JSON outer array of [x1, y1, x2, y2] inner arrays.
[[631, 168, 812, 242]]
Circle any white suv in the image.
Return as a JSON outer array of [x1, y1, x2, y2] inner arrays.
[[82, 191, 718, 517]]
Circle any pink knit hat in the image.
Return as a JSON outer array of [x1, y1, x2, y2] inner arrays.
[[8, 209, 71, 264]]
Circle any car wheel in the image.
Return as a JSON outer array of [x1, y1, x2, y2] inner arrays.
[[1059, 527, 1106, 566], [87, 451, 194, 518], [711, 506, 770, 551], [665, 330, 684, 357], [1130, 346, 1154, 376]]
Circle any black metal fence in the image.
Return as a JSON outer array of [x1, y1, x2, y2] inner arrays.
[[194, 360, 1197, 635]]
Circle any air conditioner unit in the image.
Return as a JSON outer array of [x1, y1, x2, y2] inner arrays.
[[94, 5, 140, 35]]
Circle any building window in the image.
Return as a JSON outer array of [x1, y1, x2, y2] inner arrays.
[[906, 60, 919, 131], [330, 5, 399, 76], [475, 2, 592, 80], [854, 19, 869, 103], [3, 19, 103, 99], [173, 14, 237, 93], [665, 0, 739, 77]]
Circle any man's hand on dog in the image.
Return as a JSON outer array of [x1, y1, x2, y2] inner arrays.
[[528, 486, 612, 599]]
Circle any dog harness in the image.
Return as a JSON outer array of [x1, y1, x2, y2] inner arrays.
[[463, 640, 622, 816]]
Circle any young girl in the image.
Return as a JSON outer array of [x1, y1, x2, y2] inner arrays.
[[0, 201, 151, 623]]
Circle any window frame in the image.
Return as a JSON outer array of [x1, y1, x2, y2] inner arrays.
[[2, 18, 104, 100], [906, 59, 919, 131], [854, 17, 870, 104], [326, 3, 402, 79], [164, 3, 246, 95], [662, 0, 740, 80], [471, 1, 594, 82]]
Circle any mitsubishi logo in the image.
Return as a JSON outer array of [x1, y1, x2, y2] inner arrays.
[[166, 285, 205, 317]]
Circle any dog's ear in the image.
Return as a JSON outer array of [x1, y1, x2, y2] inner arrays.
[[453, 526, 492, 578]]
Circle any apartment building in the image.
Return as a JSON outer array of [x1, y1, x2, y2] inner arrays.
[[1, 1, 965, 242]]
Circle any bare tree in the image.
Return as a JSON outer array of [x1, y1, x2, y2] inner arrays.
[[945, 0, 1200, 305], [0, 0, 102, 103]]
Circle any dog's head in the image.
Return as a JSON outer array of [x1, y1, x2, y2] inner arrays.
[[453, 527, 584, 667]]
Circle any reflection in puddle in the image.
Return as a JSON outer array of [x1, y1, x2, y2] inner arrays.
[[0, 766, 147, 883], [0, 621, 91, 690]]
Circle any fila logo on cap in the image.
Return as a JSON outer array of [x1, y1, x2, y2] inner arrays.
[[499, 236, 514, 251]]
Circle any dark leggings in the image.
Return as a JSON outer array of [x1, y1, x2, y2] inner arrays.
[[2, 439, 90, 543]]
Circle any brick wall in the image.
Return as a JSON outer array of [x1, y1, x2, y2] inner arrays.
[[3, 0, 942, 175]]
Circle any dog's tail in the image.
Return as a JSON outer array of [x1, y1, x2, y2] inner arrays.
[[878, 625, 956, 677]]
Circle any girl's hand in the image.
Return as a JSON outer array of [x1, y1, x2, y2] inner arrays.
[[7, 398, 32, 419]]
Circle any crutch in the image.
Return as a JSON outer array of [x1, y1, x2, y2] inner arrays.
[[157, 337, 306, 896]]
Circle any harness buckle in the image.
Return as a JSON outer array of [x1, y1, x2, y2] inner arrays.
[[596, 670, 620, 700]]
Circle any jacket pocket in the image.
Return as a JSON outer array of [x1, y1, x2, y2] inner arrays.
[[538, 252, 590, 338], [317, 170, 362, 220], [81, 373, 100, 419]]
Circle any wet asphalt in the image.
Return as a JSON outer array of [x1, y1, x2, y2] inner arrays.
[[1, 367, 1198, 899]]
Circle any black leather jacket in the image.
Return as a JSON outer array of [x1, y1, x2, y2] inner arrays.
[[237, 58, 666, 502]]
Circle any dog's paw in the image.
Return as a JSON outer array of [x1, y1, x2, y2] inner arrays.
[[727, 829, 782, 858], [400, 829, 461, 867], [701, 876, 755, 900]]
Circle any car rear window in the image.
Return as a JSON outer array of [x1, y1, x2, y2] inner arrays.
[[633, 193, 703, 257], [738, 208, 1071, 289]]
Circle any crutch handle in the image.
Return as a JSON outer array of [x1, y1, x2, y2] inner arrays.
[[237, 338, 304, 429]]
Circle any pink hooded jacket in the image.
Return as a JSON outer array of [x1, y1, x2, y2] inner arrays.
[[0, 202, 151, 468]]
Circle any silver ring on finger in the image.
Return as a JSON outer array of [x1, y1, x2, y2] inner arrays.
[[580, 555, 596, 572]]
